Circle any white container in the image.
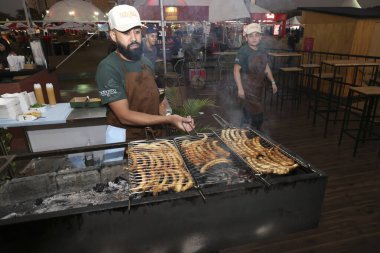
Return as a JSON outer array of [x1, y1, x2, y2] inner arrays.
[[0, 98, 22, 119], [1, 92, 29, 113], [27, 92, 37, 105]]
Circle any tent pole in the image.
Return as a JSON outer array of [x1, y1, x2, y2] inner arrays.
[[160, 0, 167, 74]]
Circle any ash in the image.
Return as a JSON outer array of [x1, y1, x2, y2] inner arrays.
[[1, 177, 130, 219]]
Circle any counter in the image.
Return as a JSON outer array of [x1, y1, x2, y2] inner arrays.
[[0, 103, 107, 153]]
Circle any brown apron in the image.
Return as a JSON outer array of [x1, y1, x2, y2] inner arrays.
[[241, 53, 268, 114], [106, 56, 164, 141]]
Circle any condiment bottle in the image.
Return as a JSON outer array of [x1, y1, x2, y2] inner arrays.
[[46, 83, 56, 105], [33, 83, 45, 104]]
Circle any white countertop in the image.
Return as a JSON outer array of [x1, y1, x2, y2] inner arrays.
[[0, 103, 73, 128]]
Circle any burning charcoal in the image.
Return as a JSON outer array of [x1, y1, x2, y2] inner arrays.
[[35, 198, 43, 206], [113, 176, 127, 184], [93, 183, 107, 193]]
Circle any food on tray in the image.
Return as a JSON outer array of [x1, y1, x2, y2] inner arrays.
[[89, 98, 101, 102], [26, 110, 42, 118], [127, 140, 194, 195], [180, 134, 233, 173], [220, 128, 298, 175]]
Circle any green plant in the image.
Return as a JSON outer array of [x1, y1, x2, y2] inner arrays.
[[165, 87, 216, 133], [0, 129, 12, 155], [0, 129, 15, 181]]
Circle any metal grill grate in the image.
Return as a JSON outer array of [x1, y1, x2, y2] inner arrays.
[[127, 139, 195, 197], [214, 128, 312, 176], [173, 133, 256, 187]]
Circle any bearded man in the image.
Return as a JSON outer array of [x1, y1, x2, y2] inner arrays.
[[96, 5, 194, 161]]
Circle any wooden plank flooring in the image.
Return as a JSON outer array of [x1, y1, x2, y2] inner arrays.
[[193, 82, 380, 253]]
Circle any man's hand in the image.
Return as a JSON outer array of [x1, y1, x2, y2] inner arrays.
[[169, 115, 195, 132]]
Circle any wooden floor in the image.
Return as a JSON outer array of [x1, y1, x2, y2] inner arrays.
[[194, 82, 380, 253]]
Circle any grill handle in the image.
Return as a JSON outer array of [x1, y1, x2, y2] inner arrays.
[[212, 114, 233, 129]]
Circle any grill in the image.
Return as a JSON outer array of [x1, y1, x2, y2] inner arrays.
[[174, 133, 258, 187], [211, 114, 321, 184], [0, 120, 327, 253], [127, 139, 197, 198]]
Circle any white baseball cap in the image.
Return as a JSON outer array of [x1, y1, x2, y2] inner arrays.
[[244, 23, 262, 35], [108, 5, 142, 32]]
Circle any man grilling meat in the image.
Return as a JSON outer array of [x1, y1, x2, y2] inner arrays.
[[96, 4, 195, 161]]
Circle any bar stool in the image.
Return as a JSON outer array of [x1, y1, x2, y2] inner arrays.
[[277, 67, 303, 111], [308, 72, 344, 130], [300, 64, 320, 101], [339, 86, 380, 156]]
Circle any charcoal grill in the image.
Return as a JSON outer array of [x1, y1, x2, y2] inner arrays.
[[0, 124, 327, 253], [127, 139, 202, 199], [173, 133, 266, 187]]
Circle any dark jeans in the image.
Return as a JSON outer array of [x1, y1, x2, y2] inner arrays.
[[240, 107, 264, 131]]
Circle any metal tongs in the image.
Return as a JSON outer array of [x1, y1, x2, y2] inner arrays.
[[144, 127, 156, 140], [182, 121, 199, 137], [212, 114, 234, 129]]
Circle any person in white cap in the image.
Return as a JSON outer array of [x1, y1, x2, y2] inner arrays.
[[96, 4, 194, 161], [233, 23, 277, 130]]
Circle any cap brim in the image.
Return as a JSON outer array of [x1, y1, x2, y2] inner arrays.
[[114, 22, 142, 32]]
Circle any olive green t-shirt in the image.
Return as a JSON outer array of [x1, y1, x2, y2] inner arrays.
[[95, 52, 154, 105]]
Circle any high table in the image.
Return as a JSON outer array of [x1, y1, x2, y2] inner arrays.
[[312, 59, 380, 137], [268, 52, 302, 73], [339, 86, 380, 156]]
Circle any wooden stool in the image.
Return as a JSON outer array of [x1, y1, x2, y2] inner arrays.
[[339, 86, 380, 156]]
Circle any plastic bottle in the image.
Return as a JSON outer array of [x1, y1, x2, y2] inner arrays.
[[46, 83, 57, 105], [33, 83, 45, 104], [84, 139, 94, 167]]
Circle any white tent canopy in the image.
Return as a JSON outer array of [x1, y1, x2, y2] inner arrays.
[[287, 16, 301, 26], [256, 0, 362, 12], [43, 0, 107, 23], [134, 0, 187, 6], [249, 3, 271, 14], [208, 0, 250, 22]]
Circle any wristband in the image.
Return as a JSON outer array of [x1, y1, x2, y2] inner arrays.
[[271, 81, 276, 85]]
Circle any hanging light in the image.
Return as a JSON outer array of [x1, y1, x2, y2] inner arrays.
[[165, 6, 178, 21]]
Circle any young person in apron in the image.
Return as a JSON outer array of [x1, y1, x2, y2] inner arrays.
[[234, 23, 277, 131], [96, 5, 194, 161]]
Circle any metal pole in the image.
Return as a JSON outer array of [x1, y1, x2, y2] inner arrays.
[[22, 0, 31, 28], [54, 33, 97, 70], [160, 0, 167, 74]]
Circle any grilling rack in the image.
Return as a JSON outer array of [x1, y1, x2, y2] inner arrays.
[[173, 132, 261, 188], [211, 114, 318, 180], [126, 138, 205, 200]]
